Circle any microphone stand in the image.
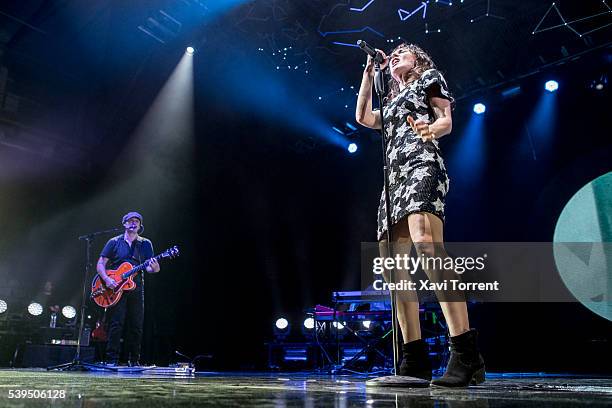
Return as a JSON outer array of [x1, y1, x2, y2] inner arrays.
[[372, 61, 401, 376], [364, 50, 430, 388], [47, 227, 122, 371]]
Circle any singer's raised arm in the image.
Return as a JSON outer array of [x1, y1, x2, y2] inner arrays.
[[356, 72, 381, 129], [355, 50, 388, 129]]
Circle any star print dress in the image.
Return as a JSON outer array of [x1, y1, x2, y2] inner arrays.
[[377, 68, 454, 240]]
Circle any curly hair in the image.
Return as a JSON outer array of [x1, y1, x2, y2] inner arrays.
[[385, 43, 436, 103]]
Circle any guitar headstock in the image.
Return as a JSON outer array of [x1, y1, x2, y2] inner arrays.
[[160, 246, 180, 259]]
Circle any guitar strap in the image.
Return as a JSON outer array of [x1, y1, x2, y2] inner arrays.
[[132, 240, 143, 265], [130, 240, 145, 286]]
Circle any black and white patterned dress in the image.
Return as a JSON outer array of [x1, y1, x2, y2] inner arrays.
[[377, 68, 454, 240]]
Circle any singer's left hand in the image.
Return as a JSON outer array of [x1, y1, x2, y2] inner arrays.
[[408, 116, 436, 142], [146, 258, 160, 273]]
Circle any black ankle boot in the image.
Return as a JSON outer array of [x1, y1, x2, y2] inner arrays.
[[431, 329, 485, 387], [399, 339, 432, 380]]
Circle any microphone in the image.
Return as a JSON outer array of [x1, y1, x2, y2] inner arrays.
[[357, 40, 384, 64]]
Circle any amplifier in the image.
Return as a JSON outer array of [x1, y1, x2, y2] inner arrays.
[[36, 327, 91, 347]]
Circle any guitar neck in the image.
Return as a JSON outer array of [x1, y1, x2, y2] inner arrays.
[[123, 254, 163, 278]]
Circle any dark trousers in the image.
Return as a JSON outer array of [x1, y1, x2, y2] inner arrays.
[[105, 283, 144, 363]]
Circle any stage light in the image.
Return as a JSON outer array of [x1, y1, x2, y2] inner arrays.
[[303, 317, 314, 329], [589, 74, 607, 91], [186, 46, 195, 55], [62, 305, 77, 319], [345, 122, 357, 131], [274, 317, 290, 339], [28, 302, 43, 316], [0, 299, 6, 314], [348, 143, 358, 153], [525, 79, 559, 149], [545, 80, 559, 92], [362, 320, 371, 329], [275, 317, 289, 330], [473, 103, 486, 114], [283, 347, 308, 362], [448, 102, 486, 183]]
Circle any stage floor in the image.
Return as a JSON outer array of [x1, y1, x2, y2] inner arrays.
[[0, 370, 610, 407]]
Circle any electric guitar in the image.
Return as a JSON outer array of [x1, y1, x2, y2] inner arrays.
[[90, 246, 179, 308]]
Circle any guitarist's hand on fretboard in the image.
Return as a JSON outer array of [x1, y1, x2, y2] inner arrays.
[[146, 258, 161, 273]]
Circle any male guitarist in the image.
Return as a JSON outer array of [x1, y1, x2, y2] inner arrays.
[[96, 211, 160, 366]]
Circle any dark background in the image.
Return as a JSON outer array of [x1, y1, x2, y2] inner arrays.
[[0, 0, 610, 372]]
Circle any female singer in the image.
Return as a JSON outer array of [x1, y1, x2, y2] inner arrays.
[[355, 43, 485, 387]]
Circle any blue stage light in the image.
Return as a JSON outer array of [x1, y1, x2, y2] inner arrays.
[[345, 122, 357, 131], [347, 143, 358, 153], [448, 101, 486, 181], [545, 80, 558, 92], [211, 48, 347, 149], [186, 46, 195, 55], [473, 103, 486, 114]]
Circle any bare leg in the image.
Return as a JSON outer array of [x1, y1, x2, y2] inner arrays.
[[379, 219, 421, 343], [407, 212, 470, 337]]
